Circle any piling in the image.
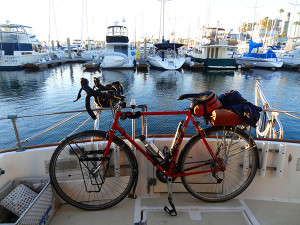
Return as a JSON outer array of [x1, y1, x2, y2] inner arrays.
[[67, 38, 72, 59]]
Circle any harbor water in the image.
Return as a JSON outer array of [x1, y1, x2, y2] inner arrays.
[[0, 64, 299, 150]]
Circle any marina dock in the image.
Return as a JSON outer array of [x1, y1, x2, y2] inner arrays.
[[23, 58, 87, 71], [136, 59, 149, 71]]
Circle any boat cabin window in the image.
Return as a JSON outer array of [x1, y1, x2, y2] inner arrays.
[[0, 33, 18, 43], [107, 26, 128, 37], [0, 33, 30, 44], [17, 33, 30, 43], [211, 48, 215, 58], [114, 45, 128, 56]]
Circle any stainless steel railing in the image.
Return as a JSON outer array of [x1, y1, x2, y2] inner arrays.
[[0, 102, 148, 153], [255, 81, 284, 139]]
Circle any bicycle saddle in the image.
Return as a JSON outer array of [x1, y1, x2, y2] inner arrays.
[[177, 91, 214, 101]]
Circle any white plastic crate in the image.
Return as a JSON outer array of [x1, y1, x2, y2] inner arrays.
[[1, 184, 38, 217], [0, 178, 59, 225]]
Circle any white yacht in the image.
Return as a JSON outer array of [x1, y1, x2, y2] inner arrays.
[[0, 21, 49, 70], [147, 40, 185, 70], [278, 41, 300, 68], [147, 0, 185, 70], [100, 25, 135, 69]]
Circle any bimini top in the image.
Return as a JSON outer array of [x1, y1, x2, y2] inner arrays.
[[106, 25, 129, 43], [154, 40, 183, 50], [0, 23, 32, 33], [0, 23, 38, 55]]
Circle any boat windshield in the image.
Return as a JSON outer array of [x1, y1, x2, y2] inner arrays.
[[0, 32, 30, 43], [106, 26, 128, 37]]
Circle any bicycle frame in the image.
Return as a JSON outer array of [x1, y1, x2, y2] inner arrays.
[[99, 108, 225, 179]]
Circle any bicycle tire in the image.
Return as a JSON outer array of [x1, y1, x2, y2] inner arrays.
[[178, 126, 258, 202], [49, 130, 137, 210]]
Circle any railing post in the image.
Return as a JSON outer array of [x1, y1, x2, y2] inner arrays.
[[138, 105, 148, 136], [130, 99, 136, 155], [8, 115, 24, 151], [255, 81, 259, 106], [130, 99, 136, 140]]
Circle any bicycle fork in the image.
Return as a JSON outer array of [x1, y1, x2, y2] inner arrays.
[[164, 176, 177, 216]]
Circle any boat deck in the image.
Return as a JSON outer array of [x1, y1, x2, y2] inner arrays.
[[50, 193, 300, 225]]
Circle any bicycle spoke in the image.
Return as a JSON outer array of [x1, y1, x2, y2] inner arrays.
[[49, 130, 136, 210], [179, 126, 258, 202]]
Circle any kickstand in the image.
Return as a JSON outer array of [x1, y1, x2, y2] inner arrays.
[[164, 176, 177, 216]]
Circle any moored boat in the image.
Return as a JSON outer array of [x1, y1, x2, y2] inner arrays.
[[147, 0, 185, 70], [100, 24, 135, 69], [278, 41, 300, 68], [147, 40, 185, 70], [0, 21, 49, 71], [235, 38, 283, 69], [187, 28, 237, 69]]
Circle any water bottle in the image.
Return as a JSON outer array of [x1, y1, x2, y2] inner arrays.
[[139, 135, 165, 160], [170, 120, 184, 155]]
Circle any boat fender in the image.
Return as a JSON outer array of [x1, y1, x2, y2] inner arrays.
[[136, 51, 140, 59]]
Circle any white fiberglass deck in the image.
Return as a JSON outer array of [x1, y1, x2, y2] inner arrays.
[[1, 139, 300, 225], [50, 193, 300, 225]]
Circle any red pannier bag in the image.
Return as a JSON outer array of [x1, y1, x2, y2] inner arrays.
[[193, 92, 222, 117], [210, 109, 246, 126]]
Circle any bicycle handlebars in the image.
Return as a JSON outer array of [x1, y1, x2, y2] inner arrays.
[[74, 78, 125, 120]]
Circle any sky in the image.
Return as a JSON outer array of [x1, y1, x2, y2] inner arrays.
[[1, 0, 299, 43]]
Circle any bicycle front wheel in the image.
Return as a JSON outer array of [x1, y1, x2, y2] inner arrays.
[[49, 130, 137, 210], [179, 126, 258, 202]]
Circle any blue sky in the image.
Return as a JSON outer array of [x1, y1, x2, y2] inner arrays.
[[1, 0, 299, 42]]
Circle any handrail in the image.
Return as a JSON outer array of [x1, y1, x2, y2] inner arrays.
[[1, 104, 148, 153], [255, 81, 284, 139]]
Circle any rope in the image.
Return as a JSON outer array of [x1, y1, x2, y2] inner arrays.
[[282, 112, 300, 120], [256, 111, 279, 138], [60, 116, 92, 143], [256, 119, 274, 138], [262, 109, 300, 114], [263, 109, 300, 120], [21, 112, 84, 144]]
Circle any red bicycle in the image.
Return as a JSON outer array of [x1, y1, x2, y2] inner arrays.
[[49, 78, 258, 216]]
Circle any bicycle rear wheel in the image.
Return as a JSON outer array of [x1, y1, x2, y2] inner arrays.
[[49, 130, 137, 210], [179, 126, 258, 202]]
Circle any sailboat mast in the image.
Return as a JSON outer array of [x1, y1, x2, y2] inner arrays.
[[162, 0, 165, 41], [251, 0, 258, 38], [48, 0, 51, 48], [159, 0, 171, 42]]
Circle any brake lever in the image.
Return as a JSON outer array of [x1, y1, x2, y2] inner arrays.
[[74, 78, 90, 102], [74, 88, 83, 102]]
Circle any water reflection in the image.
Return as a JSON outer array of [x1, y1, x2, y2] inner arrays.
[[205, 70, 235, 76], [0, 65, 299, 150], [151, 69, 182, 93], [0, 70, 49, 98]]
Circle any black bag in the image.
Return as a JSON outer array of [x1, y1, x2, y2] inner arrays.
[[93, 77, 124, 108], [218, 90, 262, 127]]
